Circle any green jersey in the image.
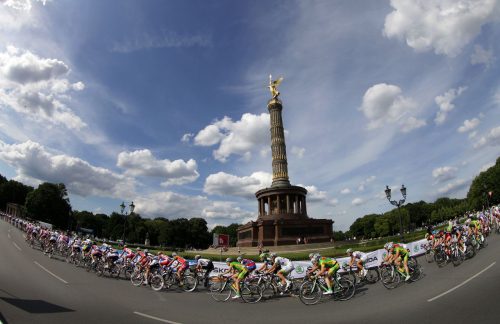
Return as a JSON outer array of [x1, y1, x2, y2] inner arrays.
[[229, 261, 246, 272], [319, 257, 337, 268]]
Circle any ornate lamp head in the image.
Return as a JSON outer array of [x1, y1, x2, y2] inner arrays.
[[129, 201, 135, 213], [385, 186, 392, 201], [400, 184, 407, 199], [120, 202, 126, 214]]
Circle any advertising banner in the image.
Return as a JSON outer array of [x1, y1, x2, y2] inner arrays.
[[208, 237, 429, 278]]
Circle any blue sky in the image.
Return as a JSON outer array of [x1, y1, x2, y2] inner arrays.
[[0, 0, 499, 231]]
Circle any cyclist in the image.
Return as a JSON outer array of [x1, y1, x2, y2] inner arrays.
[[221, 257, 248, 299], [237, 256, 256, 273], [346, 248, 367, 278], [266, 253, 294, 290], [256, 251, 273, 273], [388, 242, 411, 281], [195, 255, 214, 287], [171, 252, 189, 284], [308, 255, 339, 295]]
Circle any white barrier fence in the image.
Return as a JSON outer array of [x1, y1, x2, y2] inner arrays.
[[208, 238, 429, 279]]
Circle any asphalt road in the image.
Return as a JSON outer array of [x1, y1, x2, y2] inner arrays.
[[1, 220, 499, 324]]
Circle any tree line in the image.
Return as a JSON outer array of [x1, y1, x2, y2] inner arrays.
[[346, 156, 500, 240], [1, 156, 498, 246]]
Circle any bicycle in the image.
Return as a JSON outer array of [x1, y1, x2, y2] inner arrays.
[[209, 275, 262, 303], [341, 264, 379, 285], [298, 272, 355, 305], [250, 272, 303, 299], [380, 261, 422, 289], [149, 266, 197, 292]]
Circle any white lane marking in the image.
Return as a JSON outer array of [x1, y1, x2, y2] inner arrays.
[[7, 233, 11, 239], [428, 261, 496, 302], [12, 242, 22, 251], [133, 311, 183, 324], [34, 261, 68, 284]]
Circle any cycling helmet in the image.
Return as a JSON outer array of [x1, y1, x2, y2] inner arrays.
[[194, 255, 201, 260], [171, 252, 177, 257], [144, 249, 149, 254], [270, 252, 277, 258], [312, 256, 319, 264], [136, 247, 141, 251], [225, 258, 232, 263], [236, 256, 242, 262], [308, 252, 315, 259], [346, 248, 353, 254], [259, 253, 269, 260], [386, 242, 394, 250]]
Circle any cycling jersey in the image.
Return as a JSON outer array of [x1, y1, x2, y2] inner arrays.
[[319, 257, 337, 268], [229, 261, 246, 272], [241, 259, 256, 271], [274, 257, 292, 267]]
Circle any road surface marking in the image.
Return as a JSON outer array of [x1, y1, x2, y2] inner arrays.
[[133, 311, 183, 324], [427, 261, 496, 302], [34, 261, 69, 284], [12, 242, 21, 251], [7, 233, 10, 239]]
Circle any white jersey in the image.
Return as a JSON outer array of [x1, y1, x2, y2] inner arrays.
[[352, 251, 367, 261], [197, 258, 211, 267], [274, 257, 292, 267]]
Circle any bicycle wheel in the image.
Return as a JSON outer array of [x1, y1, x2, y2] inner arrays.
[[434, 250, 447, 267], [298, 281, 322, 305], [110, 265, 121, 278], [425, 250, 434, 263], [150, 274, 164, 291], [335, 277, 355, 301], [241, 284, 262, 303], [131, 270, 144, 287], [182, 275, 197, 292], [409, 265, 423, 282], [259, 282, 276, 299], [364, 268, 380, 284], [209, 280, 232, 302], [96, 262, 104, 277], [380, 267, 400, 289]]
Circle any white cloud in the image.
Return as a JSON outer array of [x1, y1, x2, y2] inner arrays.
[[359, 83, 420, 131], [470, 44, 495, 67], [291, 146, 305, 158], [193, 113, 270, 162], [458, 118, 480, 133], [432, 166, 458, 183], [328, 198, 339, 207], [181, 133, 193, 143], [134, 191, 255, 223], [116, 149, 199, 186], [479, 162, 494, 173], [298, 184, 327, 202], [340, 188, 351, 195], [203, 171, 272, 199], [358, 175, 376, 192], [437, 179, 468, 194], [400, 116, 426, 133], [110, 31, 212, 53], [0, 46, 86, 130], [434, 86, 467, 125], [474, 125, 500, 148], [384, 0, 500, 57], [0, 140, 135, 198], [351, 197, 364, 206], [468, 130, 478, 139]]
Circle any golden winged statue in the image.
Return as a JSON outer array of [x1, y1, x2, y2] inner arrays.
[[268, 74, 283, 99]]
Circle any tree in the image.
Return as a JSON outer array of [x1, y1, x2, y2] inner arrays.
[[467, 157, 500, 210], [25, 183, 71, 229], [0, 179, 34, 211]]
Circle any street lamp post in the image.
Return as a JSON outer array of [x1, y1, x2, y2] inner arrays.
[[385, 185, 407, 241], [120, 201, 135, 244]]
